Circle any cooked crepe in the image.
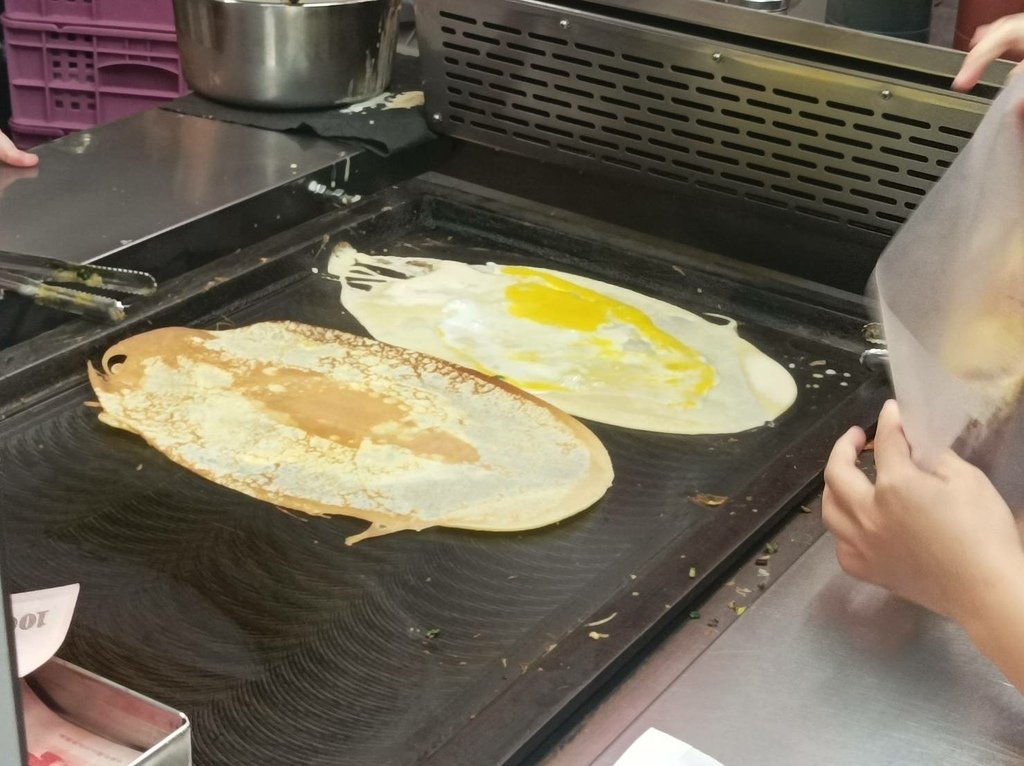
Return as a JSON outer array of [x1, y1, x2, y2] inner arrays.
[[329, 247, 798, 434], [87, 322, 613, 544]]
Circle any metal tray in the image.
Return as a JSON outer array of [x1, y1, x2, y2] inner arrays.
[[30, 659, 191, 766], [0, 177, 887, 765]]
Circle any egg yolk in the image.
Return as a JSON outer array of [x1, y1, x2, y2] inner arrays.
[[500, 267, 716, 404]]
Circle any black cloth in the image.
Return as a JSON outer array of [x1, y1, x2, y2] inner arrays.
[[161, 53, 433, 156], [161, 90, 433, 156]]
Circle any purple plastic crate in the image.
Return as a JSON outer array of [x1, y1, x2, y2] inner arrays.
[[7, 117, 71, 149], [4, 0, 174, 32], [2, 16, 189, 129]]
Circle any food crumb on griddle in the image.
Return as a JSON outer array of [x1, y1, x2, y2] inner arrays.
[[692, 493, 728, 507], [727, 601, 747, 616]]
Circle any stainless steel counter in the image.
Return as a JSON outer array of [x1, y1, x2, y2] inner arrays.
[[546, 511, 1024, 765], [0, 110, 360, 264], [593, 0, 1012, 85]]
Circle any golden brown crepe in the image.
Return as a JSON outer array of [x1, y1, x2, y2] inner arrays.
[[88, 322, 613, 544]]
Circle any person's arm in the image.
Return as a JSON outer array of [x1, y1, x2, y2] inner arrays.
[[823, 400, 1024, 691], [0, 130, 38, 168], [953, 13, 1024, 92], [959, 565, 1024, 692]]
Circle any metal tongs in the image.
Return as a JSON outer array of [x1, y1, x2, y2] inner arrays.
[[0, 250, 157, 322]]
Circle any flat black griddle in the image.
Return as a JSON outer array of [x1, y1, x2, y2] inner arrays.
[[0, 178, 887, 765]]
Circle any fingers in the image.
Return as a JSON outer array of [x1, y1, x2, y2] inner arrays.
[[838, 423, 868, 454], [823, 426, 874, 510], [834, 539, 874, 582], [872, 399, 911, 476], [953, 18, 1024, 91], [0, 131, 38, 168], [953, 61, 983, 92], [971, 23, 994, 49], [823, 484, 861, 541]]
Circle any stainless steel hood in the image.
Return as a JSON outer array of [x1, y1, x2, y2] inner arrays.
[[563, 0, 1011, 84]]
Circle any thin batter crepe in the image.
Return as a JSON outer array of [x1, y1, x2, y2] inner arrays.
[[330, 249, 798, 435], [87, 322, 613, 544]]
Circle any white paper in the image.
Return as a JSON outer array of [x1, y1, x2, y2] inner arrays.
[[21, 680, 142, 766], [868, 74, 1024, 507], [11, 584, 80, 678], [614, 728, 725, 766]]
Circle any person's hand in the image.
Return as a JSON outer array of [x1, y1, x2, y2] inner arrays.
[[0, 129, 38, 168], [822, 399, 1024, 626], [953, 13, 1024, 92]]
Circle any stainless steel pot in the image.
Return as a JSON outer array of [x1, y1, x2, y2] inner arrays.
[[173, 0, 403, 109]]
